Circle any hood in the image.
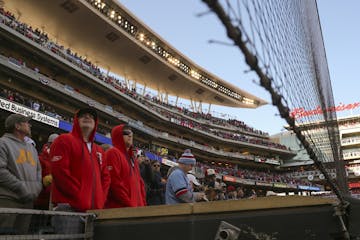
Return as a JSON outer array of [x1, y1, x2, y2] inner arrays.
[[71, 109, 98, 142], [111, 124, 133, 156], [3, 133, 26, 144]]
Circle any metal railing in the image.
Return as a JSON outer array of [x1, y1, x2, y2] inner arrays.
[[0, 208, 96, 240]]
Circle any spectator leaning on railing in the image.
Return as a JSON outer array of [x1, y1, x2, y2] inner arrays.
[[0, 114, 42, 234], [165, 149, 205, 204], [105, 124, 146, 208], [50, 108, 110, 211], [147, 160, 165, 205], [49, 107, 110, 233]]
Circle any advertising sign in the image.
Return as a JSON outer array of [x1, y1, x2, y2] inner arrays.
[[0, 98, 59, 127]]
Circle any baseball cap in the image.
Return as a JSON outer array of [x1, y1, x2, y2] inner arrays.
[[48, 133, 59, 143], [187, 174, 201, 186], [77, 107, 97, 119], [5, 114, 32, 132], [206, 169, 216, 176], [136, 149, 144, 157]]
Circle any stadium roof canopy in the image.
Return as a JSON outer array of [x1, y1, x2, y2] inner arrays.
[[4, 0, 267, 108]]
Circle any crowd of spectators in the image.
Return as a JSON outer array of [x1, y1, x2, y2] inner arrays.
[[287, 167, 335, 178], [147, 97, 269, 136], [137, 99, 288, 150], [0, 7, 306, 190], [0, 8, 291, 152], [350, 189, 360, 194], [0, 86, 308, 189], [339, 120, 360, 130], [1, 49, 289, 152], [132, 142, 309, 187], [0, 91, 339, 206], [194, 161, 309, 186], [0, 85, 283, 165], [343, 149, 360, 159], [2, 6, 360, 238], [341, 136, 360, 145]]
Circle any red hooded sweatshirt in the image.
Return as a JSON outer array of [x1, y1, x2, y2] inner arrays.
[[34, 143, 52, 209], [50, 111, 110, 212], [105, 124, 146, 208]]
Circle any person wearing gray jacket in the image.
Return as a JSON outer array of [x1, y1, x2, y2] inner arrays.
[[0, 114, 42, 234]]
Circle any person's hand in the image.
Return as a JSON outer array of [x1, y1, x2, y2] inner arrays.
[[194, 192, 206, 201], [43, 174, 53, 187]]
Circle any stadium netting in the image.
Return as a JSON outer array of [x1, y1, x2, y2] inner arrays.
[[201, 0, 349, 202]]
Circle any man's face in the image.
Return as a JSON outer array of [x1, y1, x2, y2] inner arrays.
[[122, 129, 133, 148], [152, 162, 161, 172], [16, 121, 31, 136], [184, 164, 194, 173], [78, 113, 95, 132], [138, 155, 146, 164]]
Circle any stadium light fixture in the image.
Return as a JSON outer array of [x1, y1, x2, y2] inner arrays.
[[110, 10, 116, 19], [85, 0, 258, 106], [139, 33, 145, 41]]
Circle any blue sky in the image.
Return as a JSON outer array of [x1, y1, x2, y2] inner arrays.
[[119, 0, 360, 135]]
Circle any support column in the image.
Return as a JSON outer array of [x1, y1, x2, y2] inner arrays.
[[198, 101, 203, 113], [190, 99, 195, 112], [142, 85, 147, 96], [125, 77, 131, 90], [157, 90, 163, 102], [165, 93, 169, 104]]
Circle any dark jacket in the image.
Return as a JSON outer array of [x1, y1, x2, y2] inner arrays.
[[147, 171, 165, 205]]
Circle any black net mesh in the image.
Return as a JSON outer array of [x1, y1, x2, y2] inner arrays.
[[201, 0, 348, 200]]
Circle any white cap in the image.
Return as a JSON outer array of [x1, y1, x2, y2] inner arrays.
[[48, 133, 59, 143], [187, 174, 201, 186], [206, 169, 216, 176]]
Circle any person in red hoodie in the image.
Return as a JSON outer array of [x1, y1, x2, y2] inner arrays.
[[105, 124, 146, 208], [34, 133, 58, 210], [50, 108, 110, 212]]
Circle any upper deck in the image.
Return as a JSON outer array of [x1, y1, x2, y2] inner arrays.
[[3, 0, 266, 108]]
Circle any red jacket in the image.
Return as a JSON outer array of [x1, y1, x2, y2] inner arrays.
[[50, 111, 110, 212], [34, 143, 52, 209], [105, 124, 146, 208]]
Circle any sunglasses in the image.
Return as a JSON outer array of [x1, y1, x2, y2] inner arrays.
[[123, 130, 133, 136], [152, 164, 160, 167]]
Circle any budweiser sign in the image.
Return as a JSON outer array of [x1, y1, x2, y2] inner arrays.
[[290, 102, 360, 119]]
